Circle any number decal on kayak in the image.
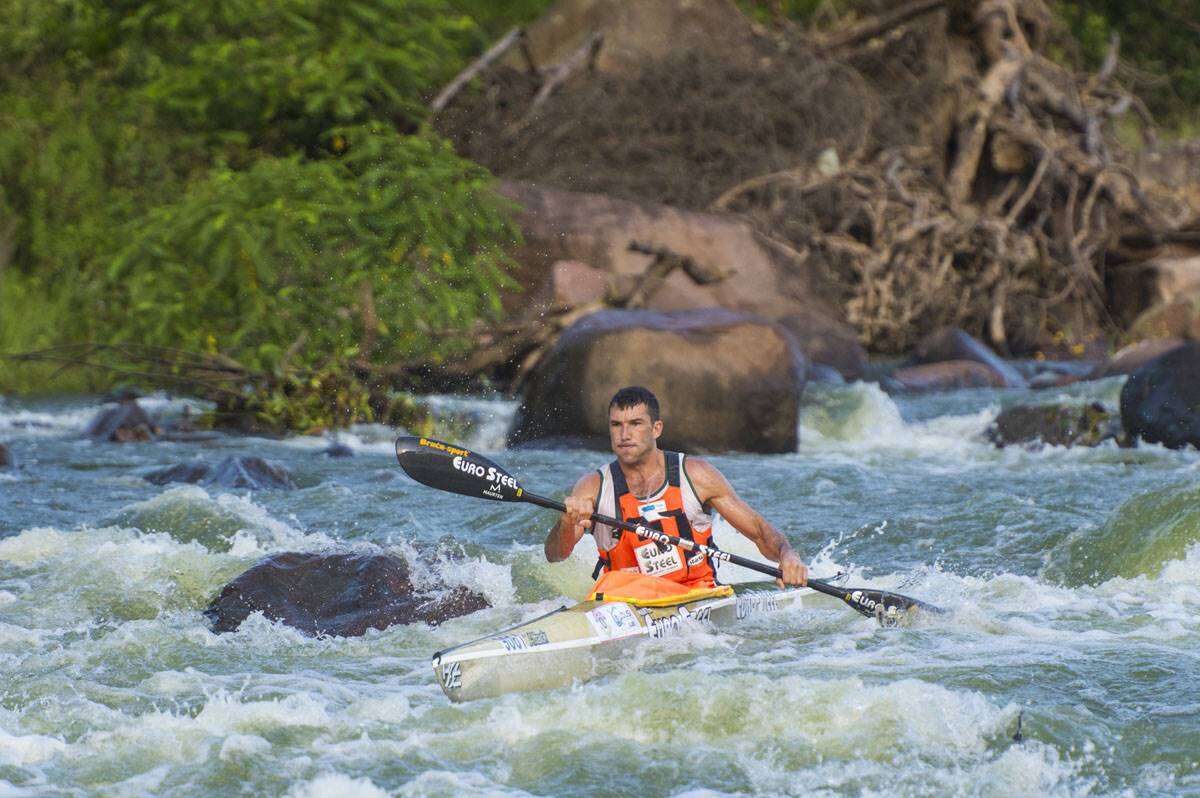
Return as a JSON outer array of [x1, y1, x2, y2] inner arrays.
[[441, 661, 462, 691], [586, 603, 641, 639]]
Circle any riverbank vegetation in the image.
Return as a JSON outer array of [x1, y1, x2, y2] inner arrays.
[[2, 0, 1196, 430]]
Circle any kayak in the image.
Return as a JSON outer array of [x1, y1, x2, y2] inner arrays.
[[432, 581, 817, 702]]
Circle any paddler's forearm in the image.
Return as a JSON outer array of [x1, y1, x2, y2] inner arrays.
[[750, 518, 797, 564], [544, 519, 583, 562]]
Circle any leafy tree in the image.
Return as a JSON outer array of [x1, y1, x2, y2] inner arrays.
[[0, 0, 524, 412]]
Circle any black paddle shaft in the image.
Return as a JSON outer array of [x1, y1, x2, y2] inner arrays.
[[394, 435, 940, 624], [523, 491, 920, 620]]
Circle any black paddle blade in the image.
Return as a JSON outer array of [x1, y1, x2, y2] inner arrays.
[[394, 436, 525, 502], [840, 587, 944, 627]]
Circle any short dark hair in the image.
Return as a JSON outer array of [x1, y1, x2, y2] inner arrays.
[[609, 386, 660, 422]]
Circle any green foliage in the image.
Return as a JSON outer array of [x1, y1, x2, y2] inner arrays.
[[104, 126, 516, 372], [0, 0, 526, 418], [1053, 1, 1200, 134]]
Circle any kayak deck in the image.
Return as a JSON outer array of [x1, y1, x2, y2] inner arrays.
[[432, 582, 815, 702]]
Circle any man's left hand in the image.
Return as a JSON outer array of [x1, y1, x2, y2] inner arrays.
[[776, 550, 809, 588]]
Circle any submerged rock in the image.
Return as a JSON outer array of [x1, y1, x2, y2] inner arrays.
[[144, 456, 297, 490], [0, 442, 10, 468], [210, 456, 296, 490], [204, 552, 490, 635], [84, 399, 158, 442], [988, 403, 1121, 449], [889, 360, 1008, 392], [144, 461, 212, 486], [1120, 342, 1200, 450], [509, 308, 807, 453], [322, 441, 355, 458]]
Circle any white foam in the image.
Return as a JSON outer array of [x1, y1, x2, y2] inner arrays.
[[0, 729, 66, 766], [287, 773, 390, 798]]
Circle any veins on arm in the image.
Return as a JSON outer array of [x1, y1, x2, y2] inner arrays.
[[685, 457, 795, 562]]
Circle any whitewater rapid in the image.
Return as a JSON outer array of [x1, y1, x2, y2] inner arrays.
[[0, 384, 1197, 796]]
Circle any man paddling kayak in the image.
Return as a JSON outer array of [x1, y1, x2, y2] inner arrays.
[[545, 386, 809, 589]]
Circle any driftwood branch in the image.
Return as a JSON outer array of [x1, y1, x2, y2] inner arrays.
[[515, 33, 603, 130], [815, 0, 946, 55], [430, 27, 526, 115]]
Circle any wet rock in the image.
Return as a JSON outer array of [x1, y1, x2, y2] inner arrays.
[[1120, 341, 1200, 450], [84, 399, 158, 442], [913, 327, 1026, 387], [322, 441, 355, 458], [209, 457, 297, 490], [988, 403, 1120, 449], [776, 311, 868, 381], [807, 363, 846, 385], [889, 360, 1008, 393], [0, 442, 10, 468], [143, 456, 296, 489], [144, 460, 212, 485], [509, 308, 807, 453], [1090, 338, 1186, 379], [204, 552, 490, 635]]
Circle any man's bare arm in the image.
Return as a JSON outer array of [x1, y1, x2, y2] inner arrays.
[[544, 472, 601, 562], [685, 457, 808, 586]]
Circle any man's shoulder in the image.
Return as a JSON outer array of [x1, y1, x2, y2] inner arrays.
[[573, 470, 603, 495], [681, 455, 724, 495]]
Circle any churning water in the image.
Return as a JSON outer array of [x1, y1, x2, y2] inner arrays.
[[0, 382, 1197, 797]]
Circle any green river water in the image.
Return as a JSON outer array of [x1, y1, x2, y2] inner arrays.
[[0, 380, 1197, 797]]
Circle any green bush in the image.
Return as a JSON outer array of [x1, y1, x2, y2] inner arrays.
[[103, 126, 516, 373], [0, 0, 524, 408]]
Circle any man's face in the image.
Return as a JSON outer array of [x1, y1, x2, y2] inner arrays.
[[609, 403, 663, 464]]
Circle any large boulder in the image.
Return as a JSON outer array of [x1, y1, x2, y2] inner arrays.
[[84, 399, 158, 442], [912, 327, 1026, 387], [987, 403, 1120, 449], [1128, 292, 1200, 343], [776, 312, 869, 381], [1109, 252, 1200, 328], [498, 181, 846, 328], [204, 552, 490, 635], [1120, 342, 1200, 450], [1090, 338, 1186, 379], [509, 308, 807, 453]]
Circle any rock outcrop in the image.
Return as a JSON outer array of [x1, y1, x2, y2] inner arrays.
[[988, 403, 1120, 449], [1120, 342, 1200, 450], [145, 456, 297, 490], [85, 399, 158, 442], [204, 552, 490, 635], [509, 308, 807, 453], [888, 360, 1008, 393], [912, 327, 1026, 387]]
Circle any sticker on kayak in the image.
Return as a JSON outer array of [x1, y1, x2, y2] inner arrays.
[[634, 542, 684, 577], [586, 602, 641, 639]]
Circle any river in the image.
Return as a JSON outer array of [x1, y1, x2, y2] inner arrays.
[[0, 380, 1197, 797]]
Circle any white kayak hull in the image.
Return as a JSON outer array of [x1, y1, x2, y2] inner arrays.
[[432, 583, 816, 702]]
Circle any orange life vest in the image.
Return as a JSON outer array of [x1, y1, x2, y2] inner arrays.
[[593, 451, 719, 589]]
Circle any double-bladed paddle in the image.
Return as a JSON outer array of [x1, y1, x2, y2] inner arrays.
[[395, 436, 942, 626]]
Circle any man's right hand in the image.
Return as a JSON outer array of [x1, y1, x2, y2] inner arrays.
[[564, 495, 594, 536]]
